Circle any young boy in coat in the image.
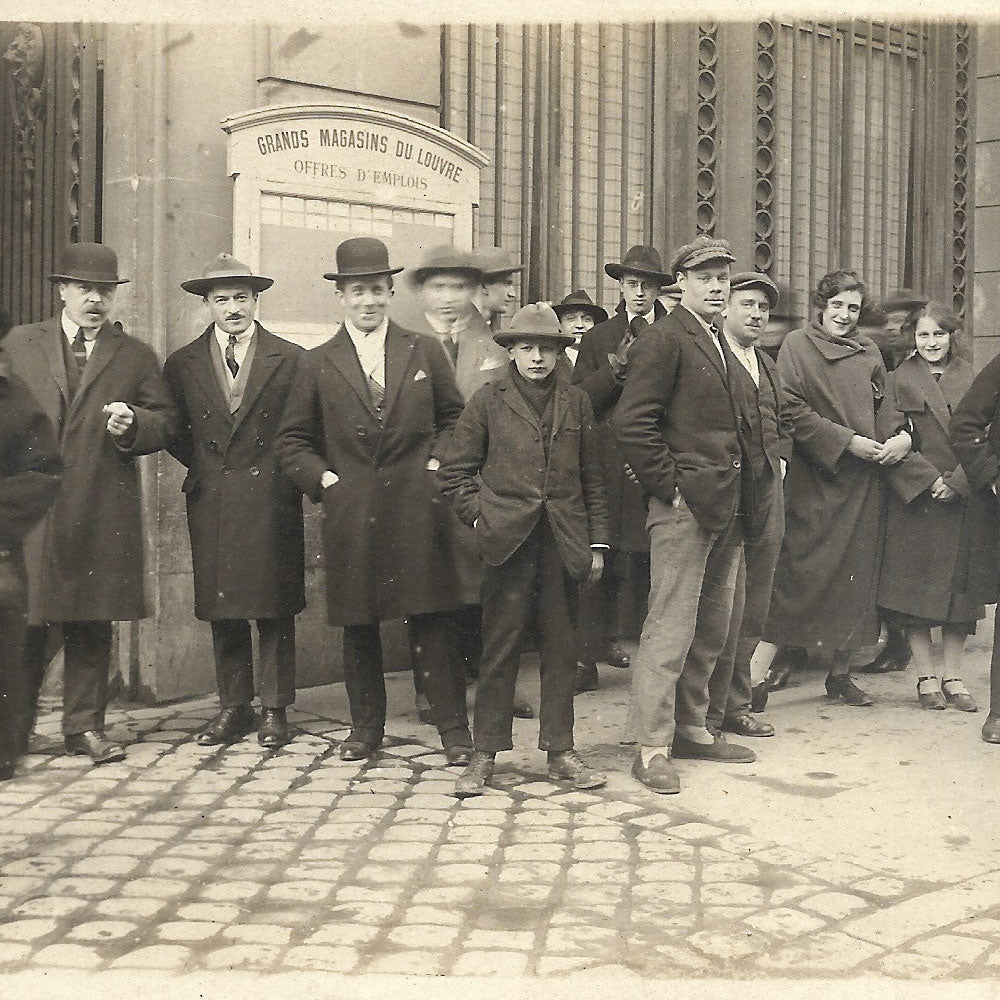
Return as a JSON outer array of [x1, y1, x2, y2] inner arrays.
[[439, 303, 611, 797]]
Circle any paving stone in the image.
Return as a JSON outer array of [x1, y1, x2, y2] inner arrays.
[[403, 794, 457, 811], [755, 930, 883, 973], [700, 881, 767, 907], [957, 917, 1000, 937], [266, 881, 335, 903], [687, 929, 758, 961], [94, 897, 167, 919], [500, 862, 561, 883], [0, 919, 58, 942], [401, 905, 464, 926], [221, 923, 293, 945], [0, 876, 44, 897], [2, 856, 66, 877], [427, 862, 491, 884], [157, 921, 223, 942], [879, 951, 960, 979], [853, 875, 909, 899], [161, 842, 230, 860], [549, 905, 618, 926], [911, 933, 991, 963], [645, 942, 712, 972], [571, 824, 624, 841], [70, 855, 140, 877], [13, 896, 87, 918], [453, 949, 530, 976], [336, 884, 405, 903], [305, 923, 381, 946], [504, 843, 567, 863], [122, 878, 187, 898], [197, 881, 265, 902], [202, 944, 282, 970], [382, 823, 440, 842], [284, 862, 346, 882], [215, 864, 279, 882], [412, 886, 477, 907], [119, 825, 178, 840], [437, 843, 498, 863], [507, 826, 567, 844], [447, 825, 504, 844], [567, 861, 630, 885], [537, 956, 594, 975], [0, 943, 30, 967], [313, 823, 379, 841], [365, 949, 444, 975], [799, 890, 871, 919], [92, 838, 161, 857], [32, 943, 103, 968], [517, 781, 562, 797], [571, 841, 627, 861], [744, 906, 827, 937], [367, 842, 429, 862], [769, 884, 819, 906], [48, 876, 116, 897], [465, 929, 535, 950], [636, 861, 695, 881], [67, 920, 137, 941], [545, 925, 623, 954], [282, 945, 359, 972], [387, 923, 460, 948], [450, 809, 508, 826], [110, 945, 193, 970]]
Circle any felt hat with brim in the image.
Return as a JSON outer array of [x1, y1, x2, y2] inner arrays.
[[494, 303, 576, 348], [730, 271, 780, 310], [659, 281, 683, 297], [407, 245, 483, 287], [605, 244, 669, 284], [552, 289, 608, 325], [475, 247, 524, 280], [49, 243, 129, 285], [323, 237, 403, 282], [670, 236, 736, 276], [881, 288, 927, 313], [182, 253, 274, 296]]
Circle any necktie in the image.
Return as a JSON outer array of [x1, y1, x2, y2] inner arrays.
[[934, 372, 942, 382], [368, 374, 386, 410], [446, 336, 459, 366], [72, 329, 88, 373], [225, 334, 240, 379]]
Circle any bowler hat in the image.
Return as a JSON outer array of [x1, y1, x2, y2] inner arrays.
[[474, 247, 524, 280], [881, 288, 927, 313], [552, 289, 608, 325], [669, 236, 736, 276], [181, 253, 274, 296], [494, 303, 576, 348], [49, 243, 129, 285], [323, 237, 403, 281], [605, 245, 669, 283], [730, 271, 780, 310], [407, 245, 483, 287]]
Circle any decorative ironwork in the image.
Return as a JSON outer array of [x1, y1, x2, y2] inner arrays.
[[2, 22, 45, 218], [696, 23, 718, 236], [952, 22, 971, 320], [754, 21, 777, 274]]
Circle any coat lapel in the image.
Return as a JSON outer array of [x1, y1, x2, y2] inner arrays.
[[383, 323, 416, 417], [895, 356, 951, 433], [231, 327, 283, 434], [69, 322, 122, 417], [39, 317, 70, 402], [189, 328, 231, 418], [675, 306, 728, 383], [327, 326, 376, 416], [497, 374, 542, 431]]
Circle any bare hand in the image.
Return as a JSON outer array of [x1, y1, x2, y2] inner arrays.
[[103, 402, 134, 438], [613, 330, 635, 366], [846, 434, 882, 462], [623, 462, 639, 485], [876, 432, 911, 466], [588, 550, 605, 584], [930, 476, 957, 502]]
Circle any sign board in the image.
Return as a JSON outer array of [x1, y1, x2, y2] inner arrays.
[[222, 103, 489, 346]]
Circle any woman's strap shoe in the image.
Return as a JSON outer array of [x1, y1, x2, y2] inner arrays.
[[941, 678, 978, 713], [916, 676, 947, 711]]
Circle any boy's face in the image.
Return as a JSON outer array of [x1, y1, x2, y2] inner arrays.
[[559, 309, 595, 342], [507, 339, 559, 381]]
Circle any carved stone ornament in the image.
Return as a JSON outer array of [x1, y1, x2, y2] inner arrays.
[[3, 22, 45, 208]]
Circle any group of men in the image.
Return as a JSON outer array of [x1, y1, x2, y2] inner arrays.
[[0, 230, 794, 797]]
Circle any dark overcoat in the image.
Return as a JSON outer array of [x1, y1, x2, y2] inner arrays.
[[876, 354, 997, 622], [572, 300, 667, 552], [4, 317, 177, 623], [438, 367, 610, 581], [163, 325, 306, 621], [277, 321, 465, 626], [764, 323, 892, 650]]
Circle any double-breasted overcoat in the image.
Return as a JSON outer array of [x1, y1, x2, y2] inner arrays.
[[3, 317, 177, 623], [278, 321, 465, 626], [163, 325, 306, 621]]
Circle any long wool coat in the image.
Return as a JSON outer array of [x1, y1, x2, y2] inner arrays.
[[876, 354, 997, 623], [3, 317, 177, 623], [163, 325, 306, 621], [763, 323, 890, 651], [277, 321, 465, 626]]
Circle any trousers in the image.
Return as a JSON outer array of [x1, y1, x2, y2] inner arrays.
[[210, 617, 296, 709]]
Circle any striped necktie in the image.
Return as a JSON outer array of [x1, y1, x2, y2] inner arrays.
[[368, 374, 385, 410], [72, 329, 89, 373], [225, 334, 240, 378]]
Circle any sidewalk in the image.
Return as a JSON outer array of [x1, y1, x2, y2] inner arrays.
[[0, 625, 998, 985]]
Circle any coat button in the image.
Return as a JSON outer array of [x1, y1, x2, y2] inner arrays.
[[222, 466, 230, 475], [250, 466, 260, 476], [733, 459, 741, 469], [209, 440, 219, 452], [202, 411, 211, 419], [356, 425, 366, 437], [255, 436, 265, 446]]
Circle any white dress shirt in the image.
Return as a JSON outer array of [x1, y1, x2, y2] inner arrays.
[[61, 311, 99, 359], [691, 310, 727, 368], [213, 321, 256, 385], [626, 307, 656, 327], [344, 316, 389, 388], [723, 330, 760, 387]]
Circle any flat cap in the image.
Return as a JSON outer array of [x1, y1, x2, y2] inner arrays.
[[729, 271, 779, 309], [669, 236, 736, 276]]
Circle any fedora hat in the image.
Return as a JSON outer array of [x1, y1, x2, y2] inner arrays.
[[605, 245, 669, 283], [49, 243, 129, 285], [474, 247, 524, 281], [181, 253, 274, 296], [552, 289, 608, 325], [669, 236, 736, 276], [881, 288, 927, 313], [494, 303, 576, 348], [323, 237, 403, 282], [730, 271, 780, 310], [407, 245, 483, 288]]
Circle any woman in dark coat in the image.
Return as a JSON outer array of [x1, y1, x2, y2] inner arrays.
[[760, 270, 914, 705], [877, 303, 996, 713]]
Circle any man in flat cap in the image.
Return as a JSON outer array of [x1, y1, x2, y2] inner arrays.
[[572, 246, 670, 693], [164, 254, 305, 749], [4, 243, 177, 764], [615, 236, 757, 793], [472, 248, 523, 332], [705, 272, 786, 740], [279, 237, 473, 765]]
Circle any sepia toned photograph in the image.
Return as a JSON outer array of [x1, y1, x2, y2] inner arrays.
[[0, 3, 998, 994]]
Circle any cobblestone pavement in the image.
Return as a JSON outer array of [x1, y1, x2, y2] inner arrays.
[[2, 630, 1000, 986]]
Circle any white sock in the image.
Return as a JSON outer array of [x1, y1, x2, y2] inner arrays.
[[640, 745, 672, 767], [675, 724, 715, 745]]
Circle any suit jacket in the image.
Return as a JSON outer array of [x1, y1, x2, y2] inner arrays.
[[3, 316, 177, 622], [163, 324, 306, 621], [613, 304, 745, 535], [438, 368, 610, 581], [278, 321, 465, 625]]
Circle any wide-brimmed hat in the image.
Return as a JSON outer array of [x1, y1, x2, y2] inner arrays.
[[49, 243, 129, 285], [323, 237, 403, 282], [659, 281, 683, 298], [881, 288, 927, 313], [475, 248, 523, 281], [730, 271, 780, 309], [552, 289, 608, 325], [182, 253, 274, 296], [407, 245, 483, 287], [494, 303, 576, 348], [605, 245, 669, 283], [669, 236, 736, 276]]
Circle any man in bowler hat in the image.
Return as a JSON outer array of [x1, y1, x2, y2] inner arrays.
[[278, 237, 474, 765], [4, 243, 177, 764], [164, 254, 305, 749], [553, 290, 608, 369]]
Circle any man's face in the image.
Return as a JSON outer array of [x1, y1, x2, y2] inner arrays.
[[420, 272, 475, 325], [507, 339, 559, 381], [884, 308, 910, 339], [59, 280, 116, 331], [619, 274, 660, 317], [205, 282, 257, 336], [336, 276, 393, 332], [677, 263, 730, 320], [559, 309, 595, 343], [724, 288, 770, 347], [483, 274, 518, 318]]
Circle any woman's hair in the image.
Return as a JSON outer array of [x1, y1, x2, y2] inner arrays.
[[811, 269, 868, 324], [900, 300, 963, 349]]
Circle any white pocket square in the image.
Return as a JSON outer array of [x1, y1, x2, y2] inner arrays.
[[480, 357, 505, 371], [414, 369, 427, 381]]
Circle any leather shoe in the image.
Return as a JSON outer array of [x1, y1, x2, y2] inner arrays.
[[858, 630, 911, 673], [607, 643, 631, 669], [258, 707, 290, 748], [454, 751, 495, 798], [548, 749, 606, 789], [575, 662, 599, 694], [673, 732, 756, 763], [64, 730, 126, 764], [917, 677, 947, 711], [339, 739, 374, 761], [982, 714, 1000, 744], [513, 698, 535, 719], [631, 752, 680, 794], [750, 682, 768, 713], [197, 705, 255, 746], [825, 672, 873, 706], [722, 712, 775, 738], [444, 745, 473, 767], [942, 678, 978, 713]]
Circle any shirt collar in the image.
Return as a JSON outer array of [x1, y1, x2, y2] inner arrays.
[[723, 329, 757, 357], [344, 316, 388, 342], [214, 321, 256, 345], [62, 310, 99, 341], [423, 312, 453, 336], [626, 307, 656, 326]]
